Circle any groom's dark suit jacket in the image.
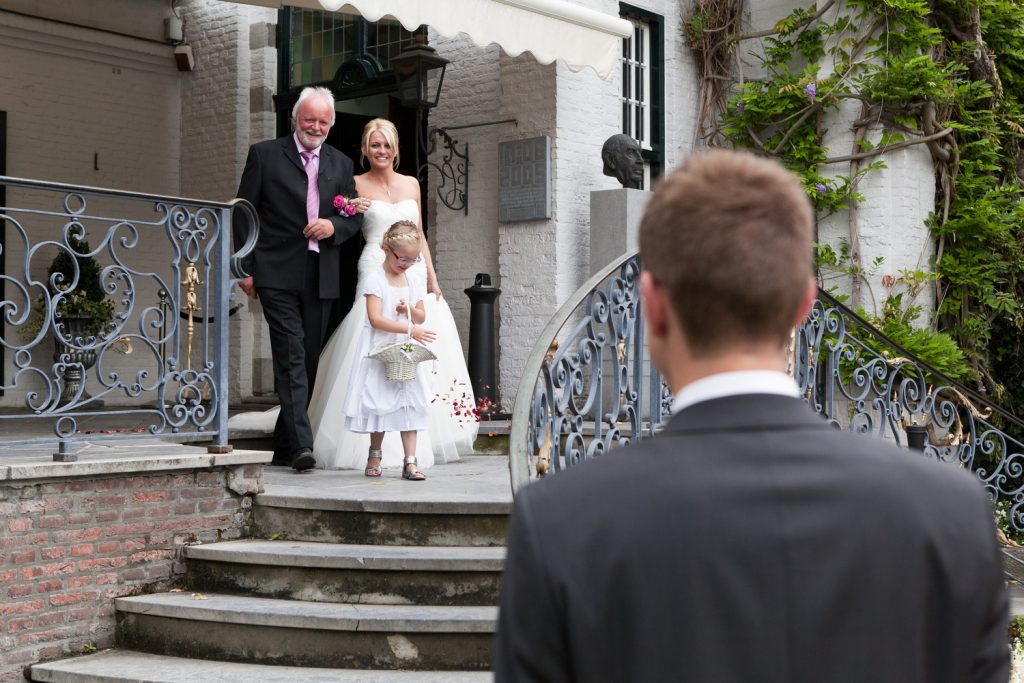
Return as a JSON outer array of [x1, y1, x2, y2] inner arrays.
[[495, 394, 1009, 683], [234, 135, 361, 298]]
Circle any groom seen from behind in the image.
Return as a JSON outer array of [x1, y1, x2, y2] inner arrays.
[[233, 86, 365, 472], [494, 149, 1009, 682]]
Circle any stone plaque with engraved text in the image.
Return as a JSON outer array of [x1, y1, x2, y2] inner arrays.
[[498, 136, 551, 223]]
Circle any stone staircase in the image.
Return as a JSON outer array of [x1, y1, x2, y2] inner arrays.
[[30, 457, 512, 682]]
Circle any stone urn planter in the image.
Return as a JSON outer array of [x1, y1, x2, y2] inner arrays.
[[52, 312, 101, 405]]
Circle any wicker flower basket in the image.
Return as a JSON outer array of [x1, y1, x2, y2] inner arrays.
[[368, 340, 437, 382]]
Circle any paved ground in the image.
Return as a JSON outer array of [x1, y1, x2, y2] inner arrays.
[[0, 407, 512, 508], [260, 456, 512, 511]]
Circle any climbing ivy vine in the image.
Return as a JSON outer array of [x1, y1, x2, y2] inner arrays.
[[684, 0, 1024, 407]]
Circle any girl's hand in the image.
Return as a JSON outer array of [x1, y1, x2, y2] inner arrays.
[[411, 325, 437, 345], [395, 299, 409, 317], [352, 197, 371, 213], [427, 273, 443, 299]]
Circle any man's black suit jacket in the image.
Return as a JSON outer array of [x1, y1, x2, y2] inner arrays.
[[234, 135, 361, 298], [495, 394, 1009, 683]]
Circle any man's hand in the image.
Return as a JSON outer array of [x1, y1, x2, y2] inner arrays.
[[303, 218, 335, 242], [240, 276, 256, 298]]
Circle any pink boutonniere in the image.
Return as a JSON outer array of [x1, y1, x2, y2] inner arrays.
[[333, 195, 358, 217]]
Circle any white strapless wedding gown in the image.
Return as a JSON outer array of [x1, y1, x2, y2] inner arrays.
[[229, 199, 478, 470]]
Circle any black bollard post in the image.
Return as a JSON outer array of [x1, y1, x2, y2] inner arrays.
[[464, 273, 503, 418]]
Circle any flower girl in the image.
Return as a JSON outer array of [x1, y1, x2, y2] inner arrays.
[[343, 220, 436, 481]]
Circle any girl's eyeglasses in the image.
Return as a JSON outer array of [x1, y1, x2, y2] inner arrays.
[[390, 249, 422, 266]]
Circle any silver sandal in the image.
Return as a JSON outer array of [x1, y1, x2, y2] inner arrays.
[[364, 448, 383, 477], [401, 455, 426, 481]]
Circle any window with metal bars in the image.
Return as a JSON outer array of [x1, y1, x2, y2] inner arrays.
[[620, 4, 663, 187], [621, 18, 649, 152]]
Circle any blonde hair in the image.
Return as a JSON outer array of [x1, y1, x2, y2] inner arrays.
[[381, 220, 420, 251], [361, 118, 400, 169]]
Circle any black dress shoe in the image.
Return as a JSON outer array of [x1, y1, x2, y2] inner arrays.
[[291, 448, 316, 472], [270, 453, 291, 467]]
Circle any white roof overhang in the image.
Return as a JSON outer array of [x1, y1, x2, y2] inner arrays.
[[224, 0, 631, 80]]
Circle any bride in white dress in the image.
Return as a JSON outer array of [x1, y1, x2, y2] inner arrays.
[[308, 119, 477, 470]]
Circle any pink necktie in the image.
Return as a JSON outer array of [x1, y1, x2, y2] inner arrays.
[[301, 150, 320, 253]]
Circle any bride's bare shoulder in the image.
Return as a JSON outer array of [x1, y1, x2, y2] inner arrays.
[[398, 174, 420, 191], [394, 174, 421, 202]]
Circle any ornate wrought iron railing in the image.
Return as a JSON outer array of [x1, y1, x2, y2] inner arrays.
[[510, 252, 1024, 534], [799, 289, 1024, 532], [0, 175, 256, 459], [509, 250, 668, 491]]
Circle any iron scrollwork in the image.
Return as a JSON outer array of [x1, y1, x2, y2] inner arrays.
[[419, 127, 468, 214], [512, 251, 1024, 535], [510, 251, 664, 489], [0, 176, 257, 459], [796, 289, 1024, 533]]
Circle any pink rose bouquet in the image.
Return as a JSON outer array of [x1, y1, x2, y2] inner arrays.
[[333, 195, 358, 217]]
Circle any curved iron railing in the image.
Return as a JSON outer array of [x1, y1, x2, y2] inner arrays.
[[800, 289, 1024, 532], [509, 249, 667, 491], [0, 175, 257, 459], [511, 252, 1024, 534]]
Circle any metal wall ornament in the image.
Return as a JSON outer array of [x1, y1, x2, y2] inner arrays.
[[0, 175, 257, 459], [420, 127, 468, 214], [511, 251, 1024, 536]]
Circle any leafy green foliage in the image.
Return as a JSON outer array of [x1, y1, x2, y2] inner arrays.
[[1009, 613, 1024, 643], [707, 0, 1024, 411], [869, 291, 972, 382]]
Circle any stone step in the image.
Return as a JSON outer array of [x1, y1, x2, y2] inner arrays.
[[1003, 548, 1024, 584], [115, 592, 497, 670], [252, 501, 509, 547], [30, 649, 494, 682], [184, 540, 505, 605], [254, 459, 512, 547]]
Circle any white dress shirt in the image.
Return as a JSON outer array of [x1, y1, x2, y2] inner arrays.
[[670, 370, 799, 415]]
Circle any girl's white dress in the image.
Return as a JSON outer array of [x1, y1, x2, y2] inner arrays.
[[308, 199, 478, 469], [343, 267, 431, 434], [228, 199, 478, 469]]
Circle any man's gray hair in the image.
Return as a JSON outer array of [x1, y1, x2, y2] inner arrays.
[[291, 86, 336, 126]]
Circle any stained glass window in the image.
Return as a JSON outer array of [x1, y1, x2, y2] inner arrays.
[[289, 8, 415, 86]]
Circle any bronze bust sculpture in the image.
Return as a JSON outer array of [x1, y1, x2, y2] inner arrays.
[[601, 134, 644, 189]]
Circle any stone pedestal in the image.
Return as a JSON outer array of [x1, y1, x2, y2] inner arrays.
[[587, 188, 653, 433], [589, 188, 650, 275]]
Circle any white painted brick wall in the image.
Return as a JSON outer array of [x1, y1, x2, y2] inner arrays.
[[428, 0, 706, 409], [179, 0, 253, 202], [429, 34, 503, 354], [658, 1, 701, 166], [493, 54, 559, 410]]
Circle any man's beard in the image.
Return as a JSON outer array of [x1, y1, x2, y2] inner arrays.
[[298, 129, 324, 149]]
